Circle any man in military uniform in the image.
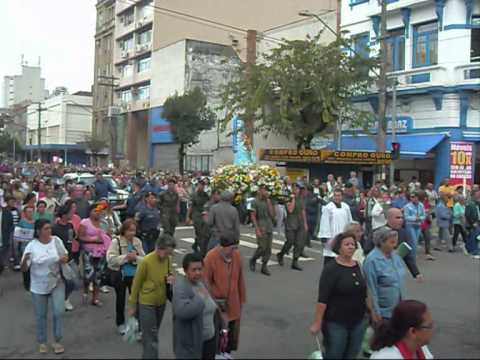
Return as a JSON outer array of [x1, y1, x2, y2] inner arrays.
[[249, 184, 275, 276], [187, 179, 210, 256], [277, 182, 308, 271], [158, 178, 180, 236], [135, 192, 161, 254]]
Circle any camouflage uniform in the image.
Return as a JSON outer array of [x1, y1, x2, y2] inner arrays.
[[251, 197, 275, 265], [158, 190, 179, 236], [190, 190, 210, 256]]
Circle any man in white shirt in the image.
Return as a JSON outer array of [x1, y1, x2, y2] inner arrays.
[[318, 189, 352, 264], [371, 192, 387, 231]]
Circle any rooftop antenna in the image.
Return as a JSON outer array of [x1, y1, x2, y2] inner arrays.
[[21, 54, 24, 66], [38, 56, 41, 66]]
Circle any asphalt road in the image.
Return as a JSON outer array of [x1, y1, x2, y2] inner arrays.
[[1, 226, 479, 359]]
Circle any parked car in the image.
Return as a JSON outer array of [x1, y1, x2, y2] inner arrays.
[[63, 172, 129, 205]]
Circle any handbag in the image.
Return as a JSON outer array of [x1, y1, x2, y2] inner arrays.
[[54, 238, 81, 289], [166, 256, 173, 302], [214, 256, 233, 313], [22, 269, 31, 291], [101, 237, 123, 287], [308, 336, 323, 359]]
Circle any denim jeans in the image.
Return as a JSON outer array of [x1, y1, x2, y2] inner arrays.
[[324, 320, 366, 359], [31, 282, 65, 344], [405, 225, 421, 258]]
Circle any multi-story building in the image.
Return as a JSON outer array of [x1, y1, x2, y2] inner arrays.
[[341, 0, 480, 187], [3, 65, 48, 108], [25, 92, 93, 164], [93, 0, 337, 170], [92, 0, 116, 165]]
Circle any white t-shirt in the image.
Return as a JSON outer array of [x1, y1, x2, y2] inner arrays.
[[22, 237, 65, 295], [370, 345, 433, 359]]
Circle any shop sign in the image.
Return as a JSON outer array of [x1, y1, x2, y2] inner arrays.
[[286, 168, 309, 182], [259, 148, 392, 165], [449, 141, 474, 185]]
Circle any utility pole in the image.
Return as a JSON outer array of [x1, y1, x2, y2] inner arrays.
[[98, 75, 119, 167], [389, 78, 397, 186], [245, 29, 257, 163], [376, 0, 388, 181], [36, 103, 47, 162]]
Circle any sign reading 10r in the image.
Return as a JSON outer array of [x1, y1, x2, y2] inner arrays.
[[450, 149, 473, 166]]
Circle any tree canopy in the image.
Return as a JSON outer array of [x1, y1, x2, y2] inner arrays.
[[220, 33, 378, 149], [162, 87, 217, 174]]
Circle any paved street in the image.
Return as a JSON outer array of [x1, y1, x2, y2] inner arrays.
[[1, 225, 479, 359]]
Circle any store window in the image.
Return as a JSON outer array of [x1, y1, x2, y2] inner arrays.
[[137, 57, 151, 73], [386, 28, 405, 72], [413, 21, 438, 68], [471, 16, 480, 62]]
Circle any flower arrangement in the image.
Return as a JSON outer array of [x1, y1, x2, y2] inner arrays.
[[211, 164, 284, 203]]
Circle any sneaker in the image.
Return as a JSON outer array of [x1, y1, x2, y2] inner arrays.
[[100, 286, 110, 294], [136, 331, 143, 342], [64, 299, 74, 312], [117, 324, 127, 335], [39, 344, 48, 354], [461, 244, 469, 256], [13, 264, 21, 271], [52, 342, 64, 355], [425, 254, 436, 261], [472, 255, 480, 260]]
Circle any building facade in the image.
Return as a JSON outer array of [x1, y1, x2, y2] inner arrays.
[[92, 0, 116, 165], [341, 0, 480, 187], [3, 65, 48, 108], [93, 0, 337, 170], [25, 92, 93, 164]]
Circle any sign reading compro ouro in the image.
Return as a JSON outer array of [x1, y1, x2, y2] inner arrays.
[[259, 149, 392, 165], [449, 141, 474, 185]]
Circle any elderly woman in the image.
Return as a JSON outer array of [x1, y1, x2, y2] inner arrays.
[[370, 300, 434, 359], [20, 219, 69, 354], [309, 232, 368, 359], [451, 194, 467, 253], [173, 252, 219, 359], [203, 235, 246, 355], [363, 227, 407, 321], [107, 218, 145, 335], [128, 234, 175, 359]]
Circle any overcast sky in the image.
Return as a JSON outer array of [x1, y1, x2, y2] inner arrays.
[[0, 0, 96, 106]]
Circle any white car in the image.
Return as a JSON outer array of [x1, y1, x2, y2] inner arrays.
[[63, 173, 129, 204]]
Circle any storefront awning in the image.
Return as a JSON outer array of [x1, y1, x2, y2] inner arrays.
[[332, 133, 448, 158]]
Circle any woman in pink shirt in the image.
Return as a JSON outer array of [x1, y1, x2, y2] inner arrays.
[[78, 202, 111, 306]]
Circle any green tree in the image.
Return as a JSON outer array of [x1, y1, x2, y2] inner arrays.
[[163, 88, 217, 174], [220, 33, 378, 149], [0, 132, 23, 159], [83, 134, 108, 167]]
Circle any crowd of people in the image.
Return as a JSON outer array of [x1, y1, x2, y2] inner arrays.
[[2, 162, 476, 359]]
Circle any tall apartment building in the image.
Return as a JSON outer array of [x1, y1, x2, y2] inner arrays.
[[340, 0, 480, 187], [3, 65, 48, 108], [92, 0, 116, 165], [93, 0, 337, 170]]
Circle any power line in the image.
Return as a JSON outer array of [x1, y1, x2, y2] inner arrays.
[[116, 0, 286, 46]]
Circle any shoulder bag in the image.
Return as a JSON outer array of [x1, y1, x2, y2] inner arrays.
[[100, 237, 123, 287], [54, 237, 82, 290]]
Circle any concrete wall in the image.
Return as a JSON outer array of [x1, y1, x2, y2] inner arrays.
[[152, 0, 337, 61], [150, 40, 187, 107], [3, 66, 47, 107]]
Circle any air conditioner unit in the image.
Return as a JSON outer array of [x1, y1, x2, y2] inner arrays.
[[143, 101, 150, 108], [137, 21, 143, 28], [143, 16, 148, 21], [108, 106, 122, 117], [136, 44, 143, 53], [121, 51, 128, 58], [131, 88, 139, 96]]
